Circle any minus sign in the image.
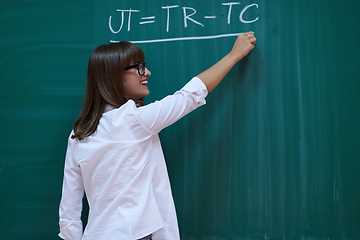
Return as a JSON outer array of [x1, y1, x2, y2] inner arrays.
[[204, 16, 216, 19]]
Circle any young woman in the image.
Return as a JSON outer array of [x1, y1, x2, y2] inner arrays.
[[59, 32, 256, 240]]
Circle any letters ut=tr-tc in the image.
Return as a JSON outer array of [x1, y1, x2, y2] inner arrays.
[[109, 2, 259, 34]]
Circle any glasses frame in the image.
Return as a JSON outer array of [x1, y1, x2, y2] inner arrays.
[[124, 62, 146, 76]]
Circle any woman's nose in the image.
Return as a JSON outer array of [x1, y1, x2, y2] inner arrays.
[[144, 67, 151, 76]]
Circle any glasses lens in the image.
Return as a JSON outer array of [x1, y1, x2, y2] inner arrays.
[[138, 62, 146, 76]]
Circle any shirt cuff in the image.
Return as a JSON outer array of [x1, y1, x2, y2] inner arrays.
[[59, 219, 83, 240], [181, 77, 208, 105]]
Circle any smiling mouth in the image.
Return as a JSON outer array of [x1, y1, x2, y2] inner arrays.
[[140, 80, 148, 85]]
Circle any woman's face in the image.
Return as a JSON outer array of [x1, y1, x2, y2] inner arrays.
[[123, 62, 151, 101]]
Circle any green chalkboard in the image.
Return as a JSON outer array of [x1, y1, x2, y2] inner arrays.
[[1, 0, 359, 239]]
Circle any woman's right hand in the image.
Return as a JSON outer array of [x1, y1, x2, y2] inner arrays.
[[230, 32, 257, 62]]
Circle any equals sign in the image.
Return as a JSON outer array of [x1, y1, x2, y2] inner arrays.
[[140, 16, 155, 24]]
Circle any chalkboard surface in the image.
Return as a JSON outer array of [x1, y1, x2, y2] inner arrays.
[[1, 0, 359, 239]]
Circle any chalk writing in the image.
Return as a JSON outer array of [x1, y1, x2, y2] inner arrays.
[[109, 2, 259, 43], [109, 2, 259, 33], [115, 33, 243, 44], [140, 16, 155, 25], [222, 2, 240, 24], [240, 4, 259, 23], [109, 9, 139, 33]]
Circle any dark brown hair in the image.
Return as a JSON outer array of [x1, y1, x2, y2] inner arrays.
[[71, 41, 145, 140]]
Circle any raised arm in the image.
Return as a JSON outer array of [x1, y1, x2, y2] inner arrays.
[[197, 32, 256, 93]]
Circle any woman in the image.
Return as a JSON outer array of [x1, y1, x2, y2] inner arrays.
[[59, 32, 256, 240]]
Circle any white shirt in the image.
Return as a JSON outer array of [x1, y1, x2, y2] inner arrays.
[[59, 77, 208, 240]]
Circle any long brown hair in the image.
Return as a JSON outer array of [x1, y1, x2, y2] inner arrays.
[[71, 41, 145, 140]]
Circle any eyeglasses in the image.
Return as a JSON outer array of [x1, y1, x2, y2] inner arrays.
[[124, 62, 146, 76]]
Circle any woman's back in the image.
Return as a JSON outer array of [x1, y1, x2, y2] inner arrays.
[[60, 78, 208, 240]]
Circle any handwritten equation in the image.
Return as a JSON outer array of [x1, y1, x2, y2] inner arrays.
[[109, 2, 259, 43]]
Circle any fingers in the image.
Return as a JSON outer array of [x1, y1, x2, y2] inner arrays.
[[243, 31, 254, 37], [251, 36, 256, 45], [243, 32, 256, 45]]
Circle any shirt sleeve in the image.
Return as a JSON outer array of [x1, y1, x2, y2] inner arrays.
[[133, 76, 208, 134], [58, 135, 84, 240]]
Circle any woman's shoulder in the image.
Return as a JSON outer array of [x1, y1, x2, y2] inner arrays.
[[104, 100, 137, 115], [100, 100, 140, 126]]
